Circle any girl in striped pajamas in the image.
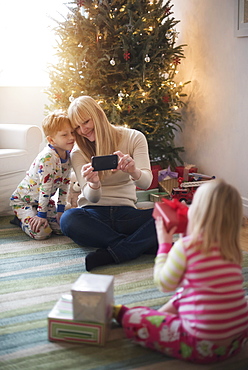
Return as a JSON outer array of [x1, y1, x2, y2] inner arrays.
[[113, 179, 248, 364]]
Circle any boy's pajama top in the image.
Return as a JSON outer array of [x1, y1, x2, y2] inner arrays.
[[10, 144, 71, 217]]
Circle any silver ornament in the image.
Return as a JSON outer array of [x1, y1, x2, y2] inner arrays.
[[144, 54, 150, 63], [110, 58, 116, 66]]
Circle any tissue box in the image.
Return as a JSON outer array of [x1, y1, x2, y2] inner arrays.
[[71, 274, 114, 323], [48, 294, 108, 345], [152, 199, 188, 233]]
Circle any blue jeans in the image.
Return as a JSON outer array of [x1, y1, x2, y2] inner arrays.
[[60, 206, 158, 263]]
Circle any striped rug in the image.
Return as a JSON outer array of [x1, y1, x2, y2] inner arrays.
[[1, 215, 248, 370]]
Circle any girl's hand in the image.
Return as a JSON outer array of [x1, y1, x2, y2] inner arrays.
[[29, 216, 49, 233], [155, 217, 177, 245], [114, 151, 141, 180], [81, 163, 101, 189]]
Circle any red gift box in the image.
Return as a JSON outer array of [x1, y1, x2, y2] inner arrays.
[[175, 166, 198, 181], [148, 164, 162, 190], [152, 198, 188, 234], [137, 164, 162, 190]]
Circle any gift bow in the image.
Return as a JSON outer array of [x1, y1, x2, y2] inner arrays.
[[158, 166, 178, 182], [162, 198, 188, 220], [184, 163, 196, 170]]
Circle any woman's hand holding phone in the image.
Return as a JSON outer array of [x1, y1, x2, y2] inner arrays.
[[114, 151, 141, 180], [81, 163, 101, 189]]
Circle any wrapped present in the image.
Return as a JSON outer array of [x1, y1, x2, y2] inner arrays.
[[48, 294, 108, 345], [149, 191, 170, 202], [71, 274, 114, 323], [137, 165, 162, 190], [136, 188, 159, 202], [152, 198, 188, 234], [158, 166, 178, 182], [158, 166, 178, 194], [148, 164, 162, 189], [175, 163, 198, 181], [159, 177, 178, 194]]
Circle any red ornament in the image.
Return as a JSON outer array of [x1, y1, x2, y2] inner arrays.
[[165, 6, 171, 15], [77, 0, 85, 6], [162, 95, 170, 103], [173, 57, 181, 65], [54, 93, 62, 101], [123, 51, 131, 61]]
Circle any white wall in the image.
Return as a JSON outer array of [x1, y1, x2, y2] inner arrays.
[[0, 86, 48, 127], [172, 0, 248, 215], [0, 86, 49, 149]]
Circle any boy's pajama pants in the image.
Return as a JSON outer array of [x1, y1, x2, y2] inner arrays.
[[12, 199, 62, 240]]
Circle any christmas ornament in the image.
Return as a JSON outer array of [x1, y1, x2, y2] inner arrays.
[[126, 23, 134, 32], [96, 30, 104, 42], [77, 0, 85, 6], [173, 57, 181, 65], [165, 30, 173, 39], [82, 59, 88, 68], [118, 91, 125, 99], [160, 72, 169, 79], [54, 93, 62, 101], [110, 58, 115, 66], [144, 54, 150, 63], [123, 51, 131, 61], [162, 95, 170, 103]]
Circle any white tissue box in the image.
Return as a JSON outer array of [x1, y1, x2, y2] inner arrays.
[[71, 273, 114, 323]]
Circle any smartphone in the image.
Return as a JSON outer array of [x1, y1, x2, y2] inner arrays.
[[92, 154, 118, 171]]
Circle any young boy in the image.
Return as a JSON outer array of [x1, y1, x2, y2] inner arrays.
[[10, 110, 75, 240]]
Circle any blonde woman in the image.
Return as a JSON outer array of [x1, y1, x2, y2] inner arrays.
[[60, 96, 157, 270], [113, 179, 248, 364]]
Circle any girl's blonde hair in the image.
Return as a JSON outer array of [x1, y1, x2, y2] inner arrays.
[[187, 179, 243, 264]]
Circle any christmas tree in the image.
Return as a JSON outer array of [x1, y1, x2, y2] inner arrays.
[[45, 0, 189, 168]]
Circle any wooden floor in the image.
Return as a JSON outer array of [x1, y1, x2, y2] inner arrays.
[[241, 219, 248, 252]]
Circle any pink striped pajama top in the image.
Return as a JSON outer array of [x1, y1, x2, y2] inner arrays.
[[154, 236, 248, 341]]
